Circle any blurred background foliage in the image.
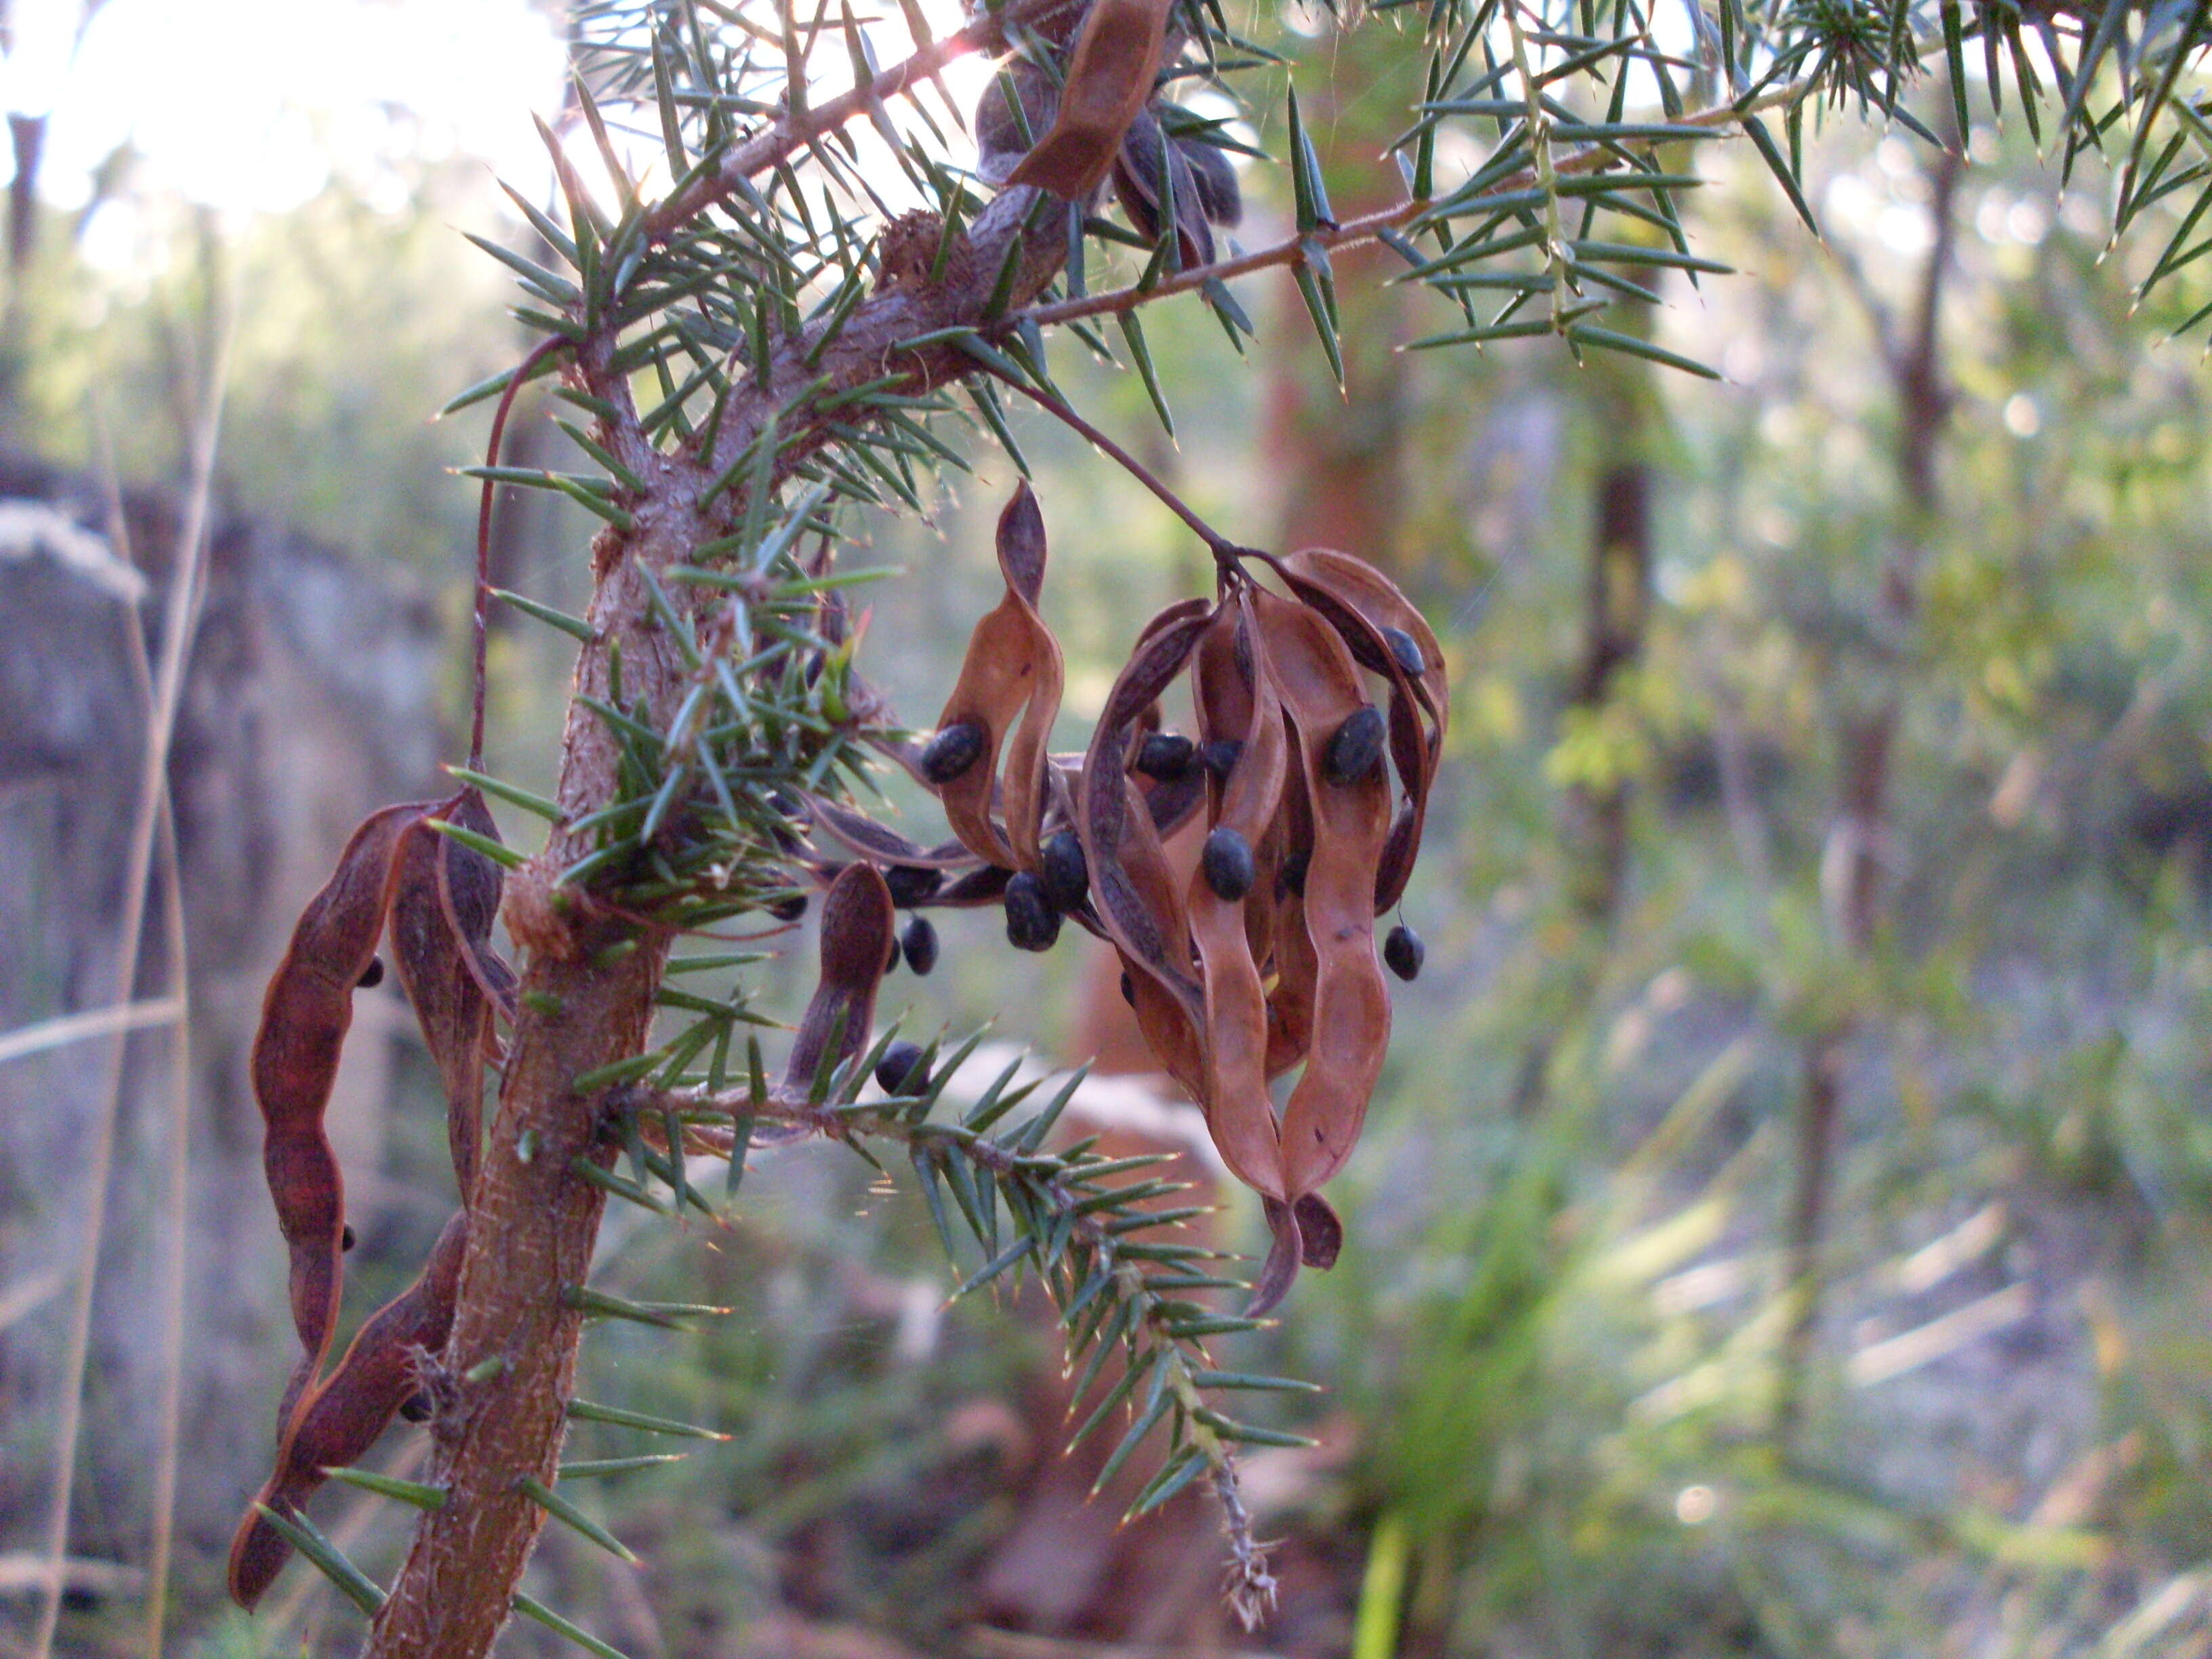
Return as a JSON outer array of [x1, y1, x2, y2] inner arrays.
[[6, 1, 2212, 1655]]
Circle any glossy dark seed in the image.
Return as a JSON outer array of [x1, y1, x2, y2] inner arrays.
[[357, 957, 385, 989], [1278, 848, 1310, 898], [768, 892, 808, 922], [1202, 826, 1256, 902], [1381, 626, 1425, 676], [1040, 830, 1089, 912], [920, 721, 987, 785], [1134, 733, 1197, 780], [1120, 970, 1136, 1006], [1324, 704, 1387, 785], [884, 865, 943, 907], [1383, 923, 1425, 982], [399, 1392, 434, 1424], [1004, 871, 1061, 951], [1200, 739, 1243, 779], [902, 916, 939, 975], [341, 1224, 357, 1252], [885, 937, 901, 975], [875, 1040, 930, 1096]]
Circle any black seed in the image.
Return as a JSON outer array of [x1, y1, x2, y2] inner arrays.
[[902, 916, 939, 975], [1202, 826, 1256, 901], [1200, 739, 1243, 779], [885, 936, 901, 975], [1324, 704, 1387, 785], [920, 720, 987, 785], [1278, 848, 1311, 898], [398, 1392, 434, 1424], [1134, 733, 1197, 780], [1382, 626, 1425, 676], [875, 1040, 930, 1096], [341, 1224, 357, 1253], [769, 892, 808, 922], [1040, 830, 1089, 912], [357, 957, 385, 989], [1120, 970, 1136, 1006], [1383, 923, 1425, 982], [884, 865, 943, 907], [1004, 871, 1061, 951]]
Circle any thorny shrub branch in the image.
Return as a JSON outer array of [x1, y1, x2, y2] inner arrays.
[[208, 0, 2212, 1650], [1019, 71, 1828, 333]]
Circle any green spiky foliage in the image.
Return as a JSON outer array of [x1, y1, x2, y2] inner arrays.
[[270, 0, 2212, 1654]]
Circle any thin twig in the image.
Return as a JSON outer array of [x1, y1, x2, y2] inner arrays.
[[473, 335, 570, 772], [0, 999, 184, 1067], [989, 372, 1246, 558], [30, 302, 235, 1659]]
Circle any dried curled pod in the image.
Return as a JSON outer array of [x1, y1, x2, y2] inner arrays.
[[249, 800, 432, 1429], [1078, 598, 1214, 1039], [1252, 588, 1394, 1200], [925, 485, 1064, 869], [1003, 0, 1173, 199], [229, 1212, 468, 1608], [1278, 548, 1448, 913], [782, 862, 897, 1099], [1183, 593, 1291, 1201], [867, 494, 1451, 1315], [232, 789, 514, 1608], [388, 789, 508, 1198]]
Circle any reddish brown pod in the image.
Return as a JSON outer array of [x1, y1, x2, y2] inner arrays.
[[231, 786, 510, 1607], [251, 799, 432, 1427], [1004, 0, 1173, 199], [926, 484, 1065, 871], [781, 861, 897, 1101]]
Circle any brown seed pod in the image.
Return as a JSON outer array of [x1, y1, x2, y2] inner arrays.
[[251, 799, 432, 1429], [928, 485, 1064, 869], [1079, 598, 1215, 1099], [1109, 107, 1238, 266], [1185, 594, 1290, 1199], [1004, 0, 1172, 199], [1253, 590, 1393, 1199], [1248, 1191, 1346, 1315], [1279, 549, 1450, 914], [781, 862, 897, 1099], [387, 789, 505, 1200], [228, 1210, 468, 1609], [804, 793, 975, 870], [1078, 599, 1212, 990]]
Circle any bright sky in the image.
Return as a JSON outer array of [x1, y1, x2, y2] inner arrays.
[[0, 0, 1012, 276], [2, 0, 568, 218]]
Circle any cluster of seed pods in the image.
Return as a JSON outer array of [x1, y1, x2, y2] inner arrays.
[[224, 792, 510, 1610], [807, 486, 1447, 1309]]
